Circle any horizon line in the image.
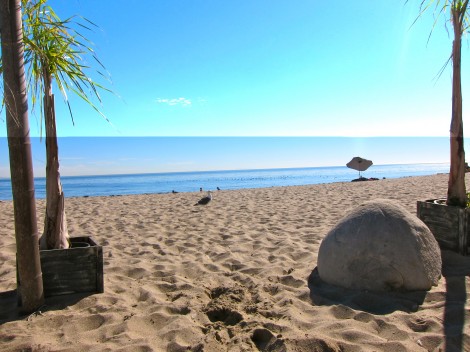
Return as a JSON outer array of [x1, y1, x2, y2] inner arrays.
[[0, 161, 450, 180]]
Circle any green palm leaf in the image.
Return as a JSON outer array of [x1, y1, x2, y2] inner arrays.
[[19, 0, 112, 127]]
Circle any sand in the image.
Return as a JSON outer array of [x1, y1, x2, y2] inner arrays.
[[0, 173, 469, 351]]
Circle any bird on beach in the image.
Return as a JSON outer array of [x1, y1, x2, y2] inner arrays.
[[195, 191, 212, 206]]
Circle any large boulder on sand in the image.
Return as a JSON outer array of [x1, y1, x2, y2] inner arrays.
[[317, 199, 441, 291]]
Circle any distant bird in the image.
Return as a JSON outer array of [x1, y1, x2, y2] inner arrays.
[[217, 187, 221, 191], [195, 191, 212, 206]]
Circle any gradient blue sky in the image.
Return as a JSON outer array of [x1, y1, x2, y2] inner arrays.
[[1, 1, 469, 176], [1, 0, 468, 138]]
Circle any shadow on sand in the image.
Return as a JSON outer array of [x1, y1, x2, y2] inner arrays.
[[441, 250, 470, 352], [307, 268, 427, 315], [308, 249, 469, 350], [0, 290, 95, 324]]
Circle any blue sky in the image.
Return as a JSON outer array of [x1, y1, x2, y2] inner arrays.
[[1, 1, 469, 176], [1, 0, 467, 138]]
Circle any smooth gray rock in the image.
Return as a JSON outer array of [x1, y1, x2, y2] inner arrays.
[[317, 199, 442, 291]]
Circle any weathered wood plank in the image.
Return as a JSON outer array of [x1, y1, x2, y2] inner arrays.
[[17, 236, 104, 304], [39, 236, 104, 297], [96, 246, 104, 293], [417, 200, 468, 255]]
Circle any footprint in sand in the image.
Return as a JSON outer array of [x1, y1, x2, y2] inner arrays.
[[251, 328, 286, 352], [206, 307, 243, 326], [204, 286, 247, 326]]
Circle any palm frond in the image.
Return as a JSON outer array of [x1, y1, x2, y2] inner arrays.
[[16, 0, 113, 128]]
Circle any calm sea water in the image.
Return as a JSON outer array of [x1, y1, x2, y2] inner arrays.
[[0, 163, 449, 200]]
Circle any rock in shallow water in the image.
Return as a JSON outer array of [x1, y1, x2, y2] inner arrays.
[[317, 199, 441, 291]]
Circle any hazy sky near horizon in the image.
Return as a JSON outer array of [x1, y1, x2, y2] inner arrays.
[[0, 137, 459, 178], [1, 0, 468, 139], [1, 1, 469, 177]]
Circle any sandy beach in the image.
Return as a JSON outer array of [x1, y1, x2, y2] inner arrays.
[[1, 173, 469, 351]]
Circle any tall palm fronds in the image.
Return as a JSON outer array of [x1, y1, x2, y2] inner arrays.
[[22, 0, 111, 128], [411, 0, 470, 38]]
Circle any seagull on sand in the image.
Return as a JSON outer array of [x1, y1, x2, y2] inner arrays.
[[195, 191, 212, 206]]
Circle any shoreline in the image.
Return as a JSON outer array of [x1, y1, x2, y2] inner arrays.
[[1, 173, 469, 351], [0, 172, 449, 202], [0, 163, 451, 201]]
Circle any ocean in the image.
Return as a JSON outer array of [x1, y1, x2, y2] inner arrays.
[[0, 163, 449, 200]]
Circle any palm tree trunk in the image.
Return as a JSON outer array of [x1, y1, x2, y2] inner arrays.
[[447, 5, 467, 207], [0, 0, 44, 312], [39, 74, 69, 249]]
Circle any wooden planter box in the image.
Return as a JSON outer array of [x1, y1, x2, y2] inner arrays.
[[18, 236, 104, 301], [417, 200, 469, 255], [40, 236, 104, 297]]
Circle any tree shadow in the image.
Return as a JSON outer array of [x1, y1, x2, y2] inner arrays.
[[0, 289, 95, 324], [440, 250, 470, 352]]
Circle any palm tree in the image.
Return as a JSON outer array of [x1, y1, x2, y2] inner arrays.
[[20, 0, 111, 249], [447, 0, 469, 206], [1, 0, 44, 312], [412, 0, 469, 206]]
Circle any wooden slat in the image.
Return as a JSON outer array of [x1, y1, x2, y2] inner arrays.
[[417, 200, 469, 255], [39, 236, 104, 297], [95, 246, 104, 293], [17, 236, 105, 303]]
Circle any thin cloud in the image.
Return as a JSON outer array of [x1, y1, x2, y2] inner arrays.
[[156, 97, 192, 107]]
